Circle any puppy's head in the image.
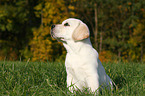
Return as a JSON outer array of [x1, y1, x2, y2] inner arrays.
[[51, 18, 90, 43]]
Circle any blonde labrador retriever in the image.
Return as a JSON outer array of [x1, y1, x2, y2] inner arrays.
[[51, 18, 113, 93]]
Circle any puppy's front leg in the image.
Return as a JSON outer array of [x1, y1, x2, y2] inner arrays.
[[67, 73, 78, 93], [86, 74, 99, 93]]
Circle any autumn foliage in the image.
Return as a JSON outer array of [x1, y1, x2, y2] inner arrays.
[[30, 0, 76, 61], [0, 0, 145, 62]]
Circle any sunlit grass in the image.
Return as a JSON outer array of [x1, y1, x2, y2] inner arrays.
[[0, 61, 144, 95]]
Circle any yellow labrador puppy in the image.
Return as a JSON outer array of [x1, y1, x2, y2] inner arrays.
[[51, 18, 113, 93]]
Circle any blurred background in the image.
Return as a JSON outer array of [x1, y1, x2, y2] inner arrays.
[[0, 0, 144, 62]]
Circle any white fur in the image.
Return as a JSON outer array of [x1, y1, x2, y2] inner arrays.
[[51, 18, 113, 93]]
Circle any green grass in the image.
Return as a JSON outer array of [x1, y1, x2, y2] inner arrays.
[[0, 61, 145, 96]]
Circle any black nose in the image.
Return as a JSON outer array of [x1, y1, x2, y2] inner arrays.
[[51, 25, 55, 29]]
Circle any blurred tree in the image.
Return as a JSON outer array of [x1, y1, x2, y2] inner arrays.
[[75, 0, 145, 62], [0, 0, 39, 60], [75, 0, 104, 50], [0, 0, 144, 62], [128, 14, 145, 61]]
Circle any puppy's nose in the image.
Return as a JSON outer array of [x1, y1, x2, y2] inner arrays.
[[51, 25, 55, 29]]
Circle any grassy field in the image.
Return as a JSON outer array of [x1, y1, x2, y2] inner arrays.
[[0, 61, 145, 96]]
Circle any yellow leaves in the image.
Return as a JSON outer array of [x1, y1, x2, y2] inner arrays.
[[127, 20, 145, 61], [128, 23, 145, 47], [128, 2, 132, 6], [133, 23, 144, 35], [56, 0, 65, 6], [7, 19, 12, 23], [99, 50, 117, 63], [0, 8, 7, 17], [40, 0, 74, 24], [34, 3, 43, 18], [35, 3, 43, 11], [68, 5, 75, 10], [29, 0, 77, 61], [30, 26, 55, 61], [132, 23, 145, 43], [128, 38, 137, 46], [70, 12, 76, 16]]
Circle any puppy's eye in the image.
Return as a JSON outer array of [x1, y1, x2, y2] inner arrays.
[[64, 23, 70, 26]]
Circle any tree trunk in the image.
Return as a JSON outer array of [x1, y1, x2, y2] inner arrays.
[[94, 4, 98, 50], [118, 51, 121, 58], [99, 31, 103, 52]]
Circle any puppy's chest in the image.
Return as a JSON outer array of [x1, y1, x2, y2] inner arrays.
[[65, 54, 89, 77], [66, 54, 81, 69]]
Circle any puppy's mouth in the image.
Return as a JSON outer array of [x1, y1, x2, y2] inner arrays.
[[51, 31, 67, 44], [57, 37, 67, 44], [51, 31, 64, 40], [57, 37, 64, 40]]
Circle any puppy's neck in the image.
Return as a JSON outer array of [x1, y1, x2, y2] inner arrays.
[[63, 38, 93, 54]]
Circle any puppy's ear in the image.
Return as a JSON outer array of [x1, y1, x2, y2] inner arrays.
[[72, 22, 90, 41]]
